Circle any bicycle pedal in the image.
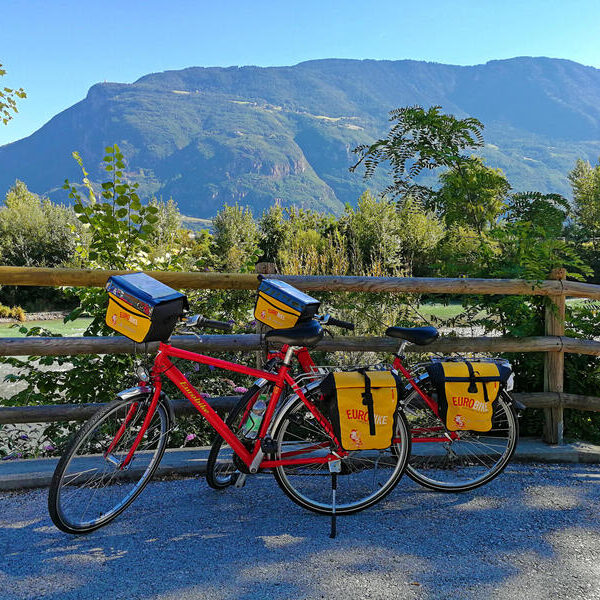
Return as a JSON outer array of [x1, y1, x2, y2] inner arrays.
[[260, 436, 277, 454], [233, 473, 247, 488]]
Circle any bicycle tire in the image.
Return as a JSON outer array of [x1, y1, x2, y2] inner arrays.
[[403, 378, 518, 492], [48, 393, 170, 534], [205, 383, 266, 490], [272, 391, 411, 516]]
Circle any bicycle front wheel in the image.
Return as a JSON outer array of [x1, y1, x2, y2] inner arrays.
[[272, 395, 411, 515], [404, 379, 518, 492], [48, 393, 170, 534]]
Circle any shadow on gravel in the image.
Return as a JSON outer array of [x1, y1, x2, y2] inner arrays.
[[1, 464, 600, 600]]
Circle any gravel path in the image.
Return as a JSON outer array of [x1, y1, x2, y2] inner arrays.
[[1, 464, 600, 600]]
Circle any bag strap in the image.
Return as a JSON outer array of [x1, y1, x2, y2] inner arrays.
[[465, 361, 478, 394], [358, 369, 376, 436], [465, 361, 494, 404]]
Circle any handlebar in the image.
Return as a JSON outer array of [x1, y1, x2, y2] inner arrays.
[[200, 317, 233, 332], [318, 314, 355, 331], [183, 315, 233, 332]]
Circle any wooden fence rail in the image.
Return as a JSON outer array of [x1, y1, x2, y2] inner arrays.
[[1, 266, 600, 444], [0, 333, 600, 357], [5, 391, 600, 425], [2, 265, 600, 298]]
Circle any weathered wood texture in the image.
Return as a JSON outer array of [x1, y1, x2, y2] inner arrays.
[[4, 392, 600, 424], [0, 396, 241, 424], [3, 334, 599, 357], [5, 265, 600, 297], [543, 268, 566, 444]]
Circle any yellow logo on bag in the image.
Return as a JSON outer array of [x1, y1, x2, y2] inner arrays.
[[441, 362, 501, 432], [106, 293, 152, 343], [254, 292, 301, 329]]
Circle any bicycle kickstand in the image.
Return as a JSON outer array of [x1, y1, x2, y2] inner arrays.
[[329, 459, 341, 539]]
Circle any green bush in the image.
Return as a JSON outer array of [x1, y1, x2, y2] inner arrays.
[[0, 304, 25, 321]]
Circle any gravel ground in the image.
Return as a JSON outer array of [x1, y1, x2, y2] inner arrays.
[[1, 463, 600, 600]]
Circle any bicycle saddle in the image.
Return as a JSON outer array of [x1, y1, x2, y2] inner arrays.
[[385, 326, 439, 346], [264, 319, 324, 347]]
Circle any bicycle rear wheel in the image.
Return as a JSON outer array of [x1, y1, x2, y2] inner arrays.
[[48, 393, 170, 534], [205, 383, 265, 490], [272, 393, 410, 515], [403, 379, 518, 492]]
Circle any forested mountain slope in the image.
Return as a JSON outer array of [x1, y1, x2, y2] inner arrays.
[[1, 57, 599, 217]]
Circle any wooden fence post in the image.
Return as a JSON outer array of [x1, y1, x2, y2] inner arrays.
[[254, 262, 277, 367], [543, 267, 566, 444]]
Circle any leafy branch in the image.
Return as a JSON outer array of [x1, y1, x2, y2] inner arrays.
[[350, 105, 484, 202], [0, 63, 26, 125]]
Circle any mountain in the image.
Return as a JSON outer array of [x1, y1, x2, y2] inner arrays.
[[1, 57, 600, 217]]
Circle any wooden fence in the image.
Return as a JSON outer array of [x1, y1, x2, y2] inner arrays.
[[1, 266, 600, 444]]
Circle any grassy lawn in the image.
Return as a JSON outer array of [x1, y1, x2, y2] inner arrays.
[[419, 302, 469, 320], [0, 318, 93, 337], [0, 305, 475, 337]]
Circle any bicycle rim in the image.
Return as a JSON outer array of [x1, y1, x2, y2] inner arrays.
[[404, 385, 518, 492], [205, 384, 265, 490], [273, 396, 410, 515], [48, 395, 169, 534]]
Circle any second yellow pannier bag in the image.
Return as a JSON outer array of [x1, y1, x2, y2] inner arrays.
[[425, 360, 512, 432], [321, 370, 400, 451]]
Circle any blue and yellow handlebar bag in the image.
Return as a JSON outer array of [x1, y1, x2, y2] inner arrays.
[[321, 370, 400, 451], [425, 361, 512, 432], [105, 272, 188, 343], [254, 278, 320, 330]]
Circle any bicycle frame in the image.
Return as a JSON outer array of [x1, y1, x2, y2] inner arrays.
[[393, 354, 460, 443], [116, 342, 344, 472]]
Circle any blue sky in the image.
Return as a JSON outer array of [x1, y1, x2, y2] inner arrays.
[[1, 0, 599, 145]]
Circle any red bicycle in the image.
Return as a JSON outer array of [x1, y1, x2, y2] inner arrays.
[[207, 324, 520, 496], [386, 326, 519, 492], [48, 315, 411, 534]]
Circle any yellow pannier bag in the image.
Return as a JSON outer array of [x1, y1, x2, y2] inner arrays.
[[321, 370, 400, 451], [425, 360, 512, 432]]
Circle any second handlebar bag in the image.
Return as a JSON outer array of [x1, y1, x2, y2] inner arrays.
[[320, 370, 400, 451], [425, 360, 512, 432], [254, 278, 320, 330]]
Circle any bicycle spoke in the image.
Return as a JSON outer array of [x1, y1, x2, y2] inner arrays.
[[49, 396, 170, 533]]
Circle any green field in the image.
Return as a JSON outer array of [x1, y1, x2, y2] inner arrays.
[[0, 303, 472, 339], [0, 318, 93, 338], [418, 303, 470, 321]]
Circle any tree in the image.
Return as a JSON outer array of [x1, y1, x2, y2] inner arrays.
[[568, 158, 600, 249], [343, 191, 443, 277], [0, 63, 26, 125], [395, 196, 444, 275], [436, 157, 510, 233], [0, 181, 80, 309], [211, 203, 259, 272], [344, 191, 403, 274], [258, 201, 289, 263], [505, 191, 570, 238], [350, 105, 484, 203], [0, 181, 78, 267]]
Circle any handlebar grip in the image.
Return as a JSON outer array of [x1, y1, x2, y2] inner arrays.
[[327, 317, 355, 331], [200, 317, 233, 332]]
